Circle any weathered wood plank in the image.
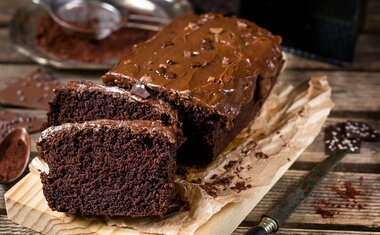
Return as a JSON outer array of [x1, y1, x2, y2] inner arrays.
[[0, 215, 40, 234], [241, 171, 380, 231], [0, 65, 379, 112], [3, 170, 378, 234], [233, 227, 380, 235]]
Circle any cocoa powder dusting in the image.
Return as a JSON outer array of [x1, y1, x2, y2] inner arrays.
[[35, 16, 156, 63], [314, 199, 338, 218], [315, 178, 368, 218], [0, 139, 28, 182]]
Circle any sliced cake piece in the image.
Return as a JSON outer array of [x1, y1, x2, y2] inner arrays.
[[37, 119, 179, 217], [46, 80, 181, 128]]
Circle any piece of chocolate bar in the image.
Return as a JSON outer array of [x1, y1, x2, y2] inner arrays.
[[0, 68, 60, 110], [0, 108, 44, 141], [324, 123, 361, 155]]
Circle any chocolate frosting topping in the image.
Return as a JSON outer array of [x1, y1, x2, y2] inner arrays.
[[103, 13, 283, 124]]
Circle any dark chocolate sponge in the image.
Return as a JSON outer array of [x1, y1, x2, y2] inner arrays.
[[37, 119, 178, 217]]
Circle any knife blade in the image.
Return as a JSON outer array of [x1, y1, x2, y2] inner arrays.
[[245, 151, 347, 235]]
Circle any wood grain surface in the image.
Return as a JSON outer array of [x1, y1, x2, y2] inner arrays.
[[0, 0, 379, 234]]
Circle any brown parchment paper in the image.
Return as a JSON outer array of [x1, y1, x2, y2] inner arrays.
[[31, 76, 333, 235]]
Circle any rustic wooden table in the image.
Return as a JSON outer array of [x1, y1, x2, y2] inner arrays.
[[0, 1, 379, 234]]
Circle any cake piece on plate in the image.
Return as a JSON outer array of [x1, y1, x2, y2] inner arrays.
[[102, 13, 284, 165], [37, 119, 180, 217]]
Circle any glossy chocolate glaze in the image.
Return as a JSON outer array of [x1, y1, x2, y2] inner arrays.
[[38, 119, 179, 145], [103, 13, 283, 125]]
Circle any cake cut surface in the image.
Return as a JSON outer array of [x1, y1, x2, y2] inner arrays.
[[37, 119, 178, 217], [102, 13, 284, 164], [46, 80, 181, 128]]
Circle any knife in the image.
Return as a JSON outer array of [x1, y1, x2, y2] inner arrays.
[[245, 151, 347, 235]]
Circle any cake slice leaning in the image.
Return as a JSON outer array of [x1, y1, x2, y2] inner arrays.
[[37, 119, 179, 217], [45, 80, 182, 131]]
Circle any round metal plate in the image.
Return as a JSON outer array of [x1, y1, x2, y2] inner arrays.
[[10, 0, 193, 70]]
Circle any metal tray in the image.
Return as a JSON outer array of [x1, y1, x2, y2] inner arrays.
[[10, 0, 193, 70]]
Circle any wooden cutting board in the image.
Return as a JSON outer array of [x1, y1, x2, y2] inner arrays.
[[4, 154, 297, 235]]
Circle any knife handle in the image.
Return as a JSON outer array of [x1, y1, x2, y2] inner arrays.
[[244, 217, 278, 235]]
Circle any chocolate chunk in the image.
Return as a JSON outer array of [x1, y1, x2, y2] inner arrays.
[[161, 41, 174, 48], [222, 57, 230, 66], [207, 76, 216, 82], [183, 50, 191, 57], [187, 22, 200, 31], [201, 38, 214, 50], [130, 83, 151, 99], [324, 124, 361, 155], [159, 64, 168, 69], [237, 20, 248, 28], [210, 27, 223, 34], [191, 62, 204, 68], [166, 60, 175, 65], [344, 121, 379, 141], [255, 152, 269, 159], [164, 72, 177, 79], [156, 67, 166, 76], [0, 69, 60, 110], [140, 75, 153, 83]]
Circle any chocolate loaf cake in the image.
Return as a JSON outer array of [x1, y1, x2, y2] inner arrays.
[[103, 13, 284, 165], [37, 119, 179, 217]]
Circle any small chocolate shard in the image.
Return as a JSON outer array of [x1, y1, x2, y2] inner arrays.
[[222, 57, 230, 66], [123, 59, 132, 65], [188, 22, 200, 31], [255, 152, 269, 159], [140, 75, 153, 83], [161, 41, 174, 48], [201, 38, 214, 50], [179, 90, 191, 98], [164, 72, 177, 79], [237, 20, 248, 28], [183, 50, 191, 57], [191, 62, 204, 68], [156, 67, 166, 76], [166, 59, 175, 65], [192, 51, 200, 56], [207, 76, 216, 82], [159, 64, 168, 69], [130, 83, 151, 99], [210, 27, 223, 34]]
